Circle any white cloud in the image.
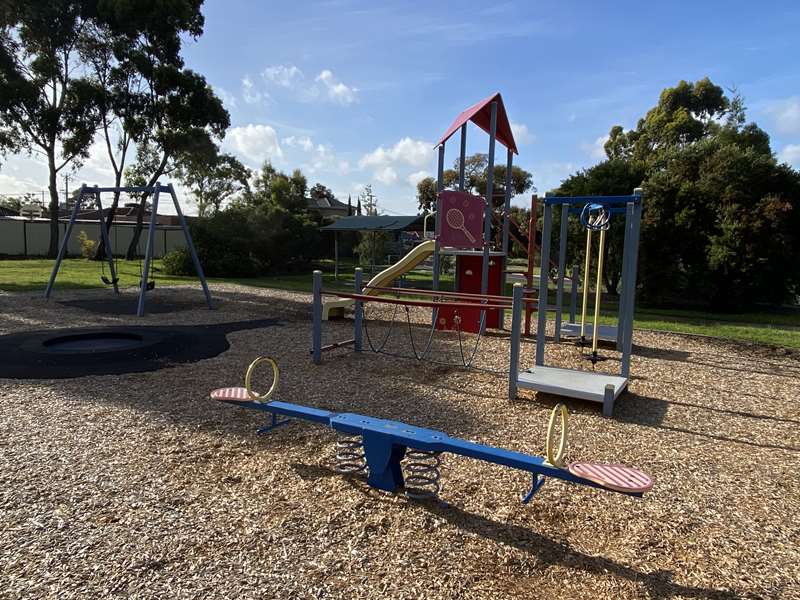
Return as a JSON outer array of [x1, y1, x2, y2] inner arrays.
[[215, 87, 238, 110], [262, 64, 303, 88], [315, 70, 358, 105], [778, 144, 800, 168], [0, 172, 40, 195], [256, 64, 357, 106], [374, 166, 398, 185], [242, 76, 264, 104], [223, 124, 282, 167], [580, 135, 608, 160], [359, 137, 433, 170], [406, 170, 430, 187], [510, 121, 534, 145], [282, 135, 314, 152], [765, 97, 800, 135]]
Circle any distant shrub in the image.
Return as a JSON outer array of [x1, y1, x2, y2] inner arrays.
[[77, 230, 95, 258]]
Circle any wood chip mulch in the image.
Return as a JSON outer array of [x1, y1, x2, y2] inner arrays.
[[1, 285, 798, 599]]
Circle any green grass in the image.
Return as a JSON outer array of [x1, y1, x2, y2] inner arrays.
[[2, 257, 799, 349]]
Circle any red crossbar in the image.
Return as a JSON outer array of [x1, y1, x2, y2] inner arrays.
[[361, 285, 538, 304], [322, 291, 510, 311]]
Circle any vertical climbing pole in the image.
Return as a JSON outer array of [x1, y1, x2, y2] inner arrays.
[[312, 270, 323, 364], [44, 184, 87, 300], [136, 183, 161, 317], [508, 283, 524, 399], [168, 183, 213, 311], [535, 203, 553, 366], [554, 204, 569, 342], [353, 268, 363, 352], [480, 101, 498, 334], [458, 123, 467, 191], [616, 201, 634, 350], [432, 143, 446, 299], [499, 147, 514, 328]]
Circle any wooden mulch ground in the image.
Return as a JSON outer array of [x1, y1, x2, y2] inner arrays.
[[1, 285, 798, 599]]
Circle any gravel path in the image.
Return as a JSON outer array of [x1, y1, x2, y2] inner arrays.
[[1, 285, 798, 599]]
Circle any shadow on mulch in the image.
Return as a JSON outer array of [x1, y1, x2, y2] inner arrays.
[[58, 295, 219, 315], [617, 391, 800, 452], [293, 465, 741, 599]]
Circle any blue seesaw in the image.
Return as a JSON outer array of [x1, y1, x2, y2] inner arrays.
[[211, 357, 653, 501]]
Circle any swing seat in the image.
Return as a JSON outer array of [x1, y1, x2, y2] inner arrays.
[[100, 276, 119, 285], [568, 461, 652, 493], [210, 387, 258, 402]]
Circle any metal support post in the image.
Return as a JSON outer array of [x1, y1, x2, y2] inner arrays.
[[136, 184, 161, 317], [312, 270, 323, 364], [554, 204, 568, 341], [508, 283, 523, 399], [354, 268, 363, 352], [535, 204, 553, 366], [168, 183, 213, 311], [44, 184, 86, 299]]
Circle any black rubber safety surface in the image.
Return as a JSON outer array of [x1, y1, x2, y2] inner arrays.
[[0, 319, 281, 379]]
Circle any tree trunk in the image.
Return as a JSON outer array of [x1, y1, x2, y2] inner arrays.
[[47, 151, 60, 258], [93, 172, 123, 260], [125, 153, 170, 259]]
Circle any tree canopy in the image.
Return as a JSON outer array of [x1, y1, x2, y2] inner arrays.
[[555, 78, 800, 308]]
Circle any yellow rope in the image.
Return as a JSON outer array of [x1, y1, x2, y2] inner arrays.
[[545, 403, 569, 467], [244, 356, 280, 403], [579, 228, 593, 340]]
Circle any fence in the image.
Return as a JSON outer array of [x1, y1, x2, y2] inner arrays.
[[0, 218, 187, 258]]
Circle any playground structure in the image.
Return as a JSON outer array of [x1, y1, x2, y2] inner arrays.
[[321, 92, 540, 335], [43, 183, 213, 317], [211, 357, 653, 502], [508, 191, 643, 416]]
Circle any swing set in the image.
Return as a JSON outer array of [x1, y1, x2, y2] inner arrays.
[[44, 182, 213, 316]]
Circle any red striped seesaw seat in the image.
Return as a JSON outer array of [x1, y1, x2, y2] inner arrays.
[[210, 387, 259, 402], [568, 462, 653, 494]]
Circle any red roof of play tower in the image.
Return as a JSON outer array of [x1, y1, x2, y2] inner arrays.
[[436, 92, 517, 154]]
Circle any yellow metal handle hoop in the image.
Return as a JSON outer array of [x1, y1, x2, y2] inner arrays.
[[244, 356, 280, 403], [546, 403, 569, 467]]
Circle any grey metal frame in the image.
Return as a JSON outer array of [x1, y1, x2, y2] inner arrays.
[[44, 182, 213, 317], [509, 190, 643, 416]]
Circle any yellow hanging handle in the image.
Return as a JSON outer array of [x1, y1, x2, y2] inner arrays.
[[545, 403, 569, 467], [244, 356, 280, 403]]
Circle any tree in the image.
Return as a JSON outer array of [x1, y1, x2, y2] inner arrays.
[[354, 184, 388, 268], [123, 66, 229, 258], [560, 78, 800, 308], [0, 1, 104, 256], [309, 183, 336, 207], [554, 159, 646, 296], [178, 152, 250, 217], [416, 176, 437, 214], [416, 154, 534, 213]]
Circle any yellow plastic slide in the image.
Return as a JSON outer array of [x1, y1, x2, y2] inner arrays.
[[322, 239, 436, 319]]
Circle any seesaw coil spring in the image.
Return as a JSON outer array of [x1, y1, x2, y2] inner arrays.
[[404, 450, 441, 499], [334, 434, 367, 473]]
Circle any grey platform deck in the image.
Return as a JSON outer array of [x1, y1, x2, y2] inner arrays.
[[561, 322, 618, 342], [517, 366, 628, 416]]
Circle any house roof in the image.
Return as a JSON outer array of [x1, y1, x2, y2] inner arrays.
[[320, 215, 423, 232], [0, 206, 19, 217], [307, 195, 349, 210], [436, 92, 517, 154]]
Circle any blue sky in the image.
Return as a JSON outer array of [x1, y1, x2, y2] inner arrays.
[[3, 0, 800, 214]]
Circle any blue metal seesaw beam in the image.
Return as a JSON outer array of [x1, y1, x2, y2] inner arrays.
[[220, 399, 645, 501]]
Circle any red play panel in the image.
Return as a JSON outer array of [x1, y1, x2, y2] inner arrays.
[[568, 462, 653, 493], [210, 387, 254, 402], [438, 190, 484, 249]]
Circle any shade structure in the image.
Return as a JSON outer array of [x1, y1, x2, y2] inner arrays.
[[436, 92, 517, 154]]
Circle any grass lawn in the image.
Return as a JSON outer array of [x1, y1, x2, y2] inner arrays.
[[2, 257, 799, 350]]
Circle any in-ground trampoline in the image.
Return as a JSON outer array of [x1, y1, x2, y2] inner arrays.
[[0, 319, 281, 379]]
